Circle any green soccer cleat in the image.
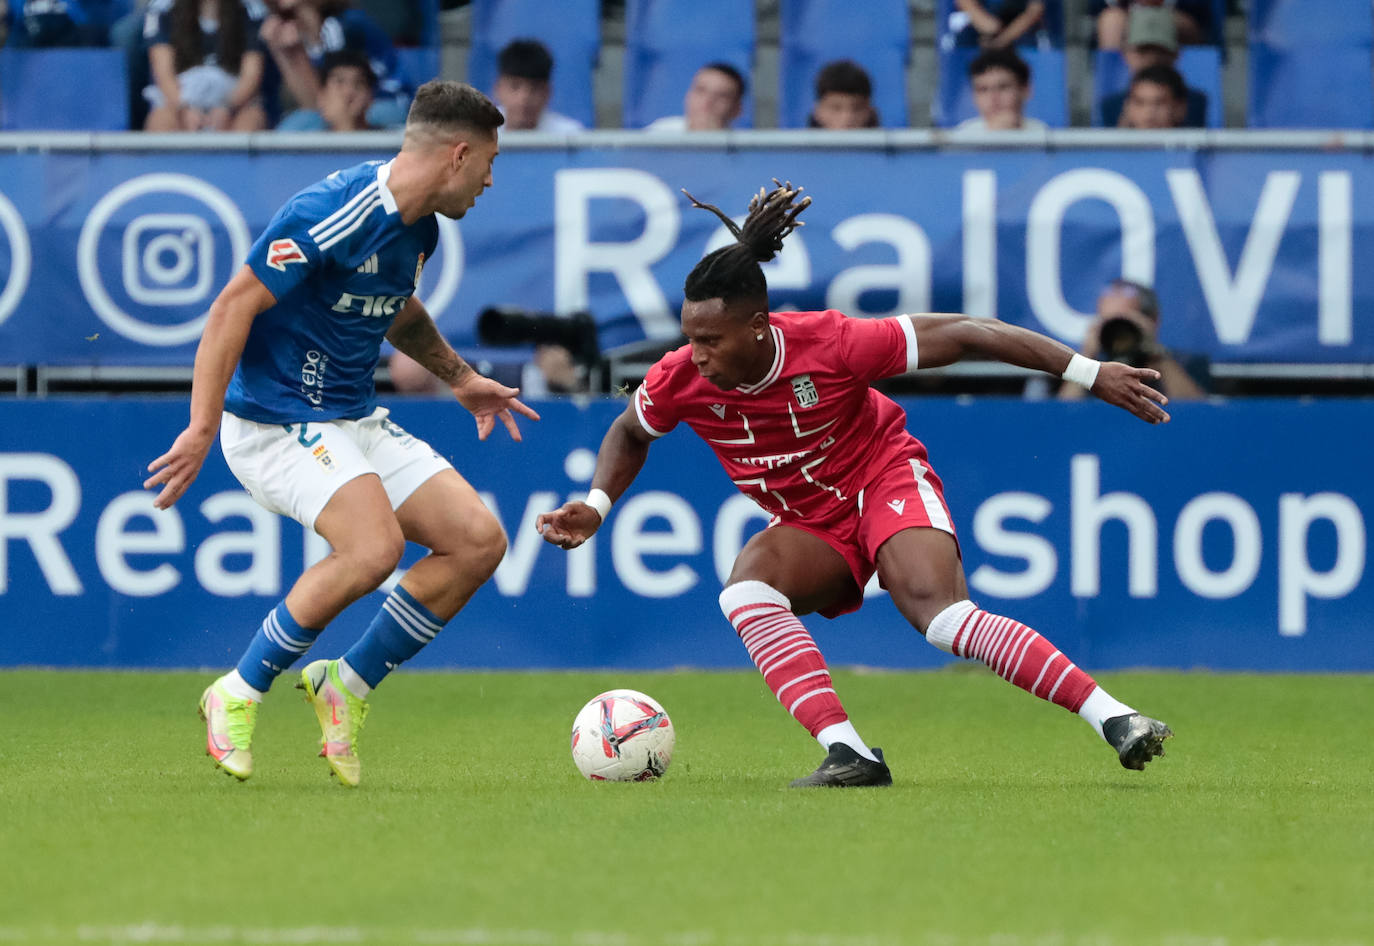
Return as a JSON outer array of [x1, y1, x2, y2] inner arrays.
[[297, 659, 369, 787], [198, 679, 258, 781]]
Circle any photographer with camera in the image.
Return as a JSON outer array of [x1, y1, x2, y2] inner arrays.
[[1058, 278, 1207, 403]]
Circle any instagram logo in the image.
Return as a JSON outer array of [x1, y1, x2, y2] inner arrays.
[[78, 173, 249, 346], [122, 214, 215, 305]]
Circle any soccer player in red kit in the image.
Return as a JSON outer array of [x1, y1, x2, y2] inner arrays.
[[537, 181, 1173, 787]]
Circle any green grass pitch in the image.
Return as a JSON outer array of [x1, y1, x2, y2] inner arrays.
[[1, 668, 1369, 946]]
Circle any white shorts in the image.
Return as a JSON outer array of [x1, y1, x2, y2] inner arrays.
[[220, 406, 453, 531]]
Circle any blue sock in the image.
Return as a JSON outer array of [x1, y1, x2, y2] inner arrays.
[[235, 601, 323, 692], [343, 585, 446, 689]]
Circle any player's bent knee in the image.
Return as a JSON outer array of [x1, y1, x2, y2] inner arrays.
[[458, 512, 507, 578], [351, 535, 407, 589], [888, 580, 960, 634]]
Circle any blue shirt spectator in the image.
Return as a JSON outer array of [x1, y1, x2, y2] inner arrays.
[[261, 0, 411, 130]]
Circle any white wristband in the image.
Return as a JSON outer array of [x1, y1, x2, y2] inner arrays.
[[583, 488, 612, 522], [1062, 353, 1101, 389]]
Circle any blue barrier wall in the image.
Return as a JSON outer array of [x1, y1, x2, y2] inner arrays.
[[2, 398, 1369, 671], [0, 138, 1372, 364]]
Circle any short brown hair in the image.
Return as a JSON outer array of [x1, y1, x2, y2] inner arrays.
[[405, 80, 505, 135]]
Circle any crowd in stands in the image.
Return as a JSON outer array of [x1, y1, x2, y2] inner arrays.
[[1, 1, 1368, 134]]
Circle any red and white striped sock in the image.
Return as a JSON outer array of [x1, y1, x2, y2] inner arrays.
[[924, 600, 1098, 714], [719, 581, 853, 740]]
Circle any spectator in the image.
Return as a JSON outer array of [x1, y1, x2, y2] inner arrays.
[[1098, 5, 1206, 127], [492, 37, 583, 132], [7, 0, 128, 46], [313, 47, 374, 130], [1091, 0, 1206, 50], [1118, 62, 1187, 129], [946, 0, 1048, 49], [644, 61, 746, 132], [521, 343, 586, 397], [263, 0, 412, 130], [142, 0, 268, 131], [807, 59, 878, 130], [1059, 279, 1207, 402], [955, 47, 1048, 131]]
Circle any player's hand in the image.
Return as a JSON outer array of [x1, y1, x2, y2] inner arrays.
[[451, 373, 541, 441], [536, 502, 603, 550], [1091, 361, 1171, 425], [144, 426, 217, 510]]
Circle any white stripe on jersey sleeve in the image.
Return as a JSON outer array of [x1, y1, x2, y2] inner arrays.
[[895, 315, 919, 372], [308, 181, 379, 242], [317, 197, 383, 251], [633, 384, 669, 437]]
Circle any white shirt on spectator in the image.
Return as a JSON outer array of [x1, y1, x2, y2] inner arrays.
[[954, 115, 1050, 132], [643, 115, 688, 132], [498, 108, 585, 133]]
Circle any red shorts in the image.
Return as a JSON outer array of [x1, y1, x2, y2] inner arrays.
[[770, 444, 958, 618]]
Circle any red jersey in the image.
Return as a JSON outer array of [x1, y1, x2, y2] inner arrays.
[[634, 310, 925, 525]]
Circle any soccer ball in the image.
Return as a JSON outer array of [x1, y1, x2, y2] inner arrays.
[[570, 689, 675, 781]]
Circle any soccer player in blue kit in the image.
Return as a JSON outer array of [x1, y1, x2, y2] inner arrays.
[[145, 81, 539, 786]]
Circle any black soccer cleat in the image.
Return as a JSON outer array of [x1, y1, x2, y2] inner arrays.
[[789, 743, 893, 788], [1103, 713, 1173, 771]]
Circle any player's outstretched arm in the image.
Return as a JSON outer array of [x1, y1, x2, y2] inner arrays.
[[144, 266, 276, 509], [537, 405, 654, 550], [387, 296, 540, 441], [905, 313, 1171, 425]]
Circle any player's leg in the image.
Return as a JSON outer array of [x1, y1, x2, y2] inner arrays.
[[724, 526, 891, 787], [298, 411, 503, 785], [875, 528, 1171, 770], [202, 416, 404, 780], [336, 467, 506, 696]]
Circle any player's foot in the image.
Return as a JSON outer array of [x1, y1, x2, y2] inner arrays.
[[297, 659, 369, 787], [1103, 713, 1173, 770], [789, 743, 892, 788], [198, 679, 257, 781]]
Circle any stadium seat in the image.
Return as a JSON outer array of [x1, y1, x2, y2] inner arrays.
[[0, 48, 129, 131], [394, 45, 441, 87], [466, 0, 600, 128], [1248, 43, 1373, 129], [1249, 0, 1372, 47], [777, 0, 910, 128], [1091, 47, 1222, 128], [934, 47, 1067, 128], [622, 0, 755, 129]]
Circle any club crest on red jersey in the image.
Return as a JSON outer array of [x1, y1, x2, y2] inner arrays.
[[266, 238, 307, 271], [790, 374, 819, 408]]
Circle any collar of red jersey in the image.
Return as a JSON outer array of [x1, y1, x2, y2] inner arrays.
[[734, 323, 786, 395], [375, 160, 400, 215]]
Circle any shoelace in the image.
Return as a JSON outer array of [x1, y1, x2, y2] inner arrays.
[[224, 698, 258, 749]]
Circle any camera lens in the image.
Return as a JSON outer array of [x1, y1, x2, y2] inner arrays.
[[1099, 317, 1143, 358]]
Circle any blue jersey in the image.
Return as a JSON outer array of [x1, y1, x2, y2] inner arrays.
[[227, 160, 439, 424]]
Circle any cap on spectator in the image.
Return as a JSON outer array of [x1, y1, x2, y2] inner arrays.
[[1127, 6, 1178, 52]]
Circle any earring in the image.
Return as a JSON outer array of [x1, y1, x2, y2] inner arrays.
[[755, 333, 764, 341]]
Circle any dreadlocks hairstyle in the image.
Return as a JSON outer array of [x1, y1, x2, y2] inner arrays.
[[681, 179, 811, 305]]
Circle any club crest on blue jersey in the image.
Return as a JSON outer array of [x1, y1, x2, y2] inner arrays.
[[790, 375, 819, 408]]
